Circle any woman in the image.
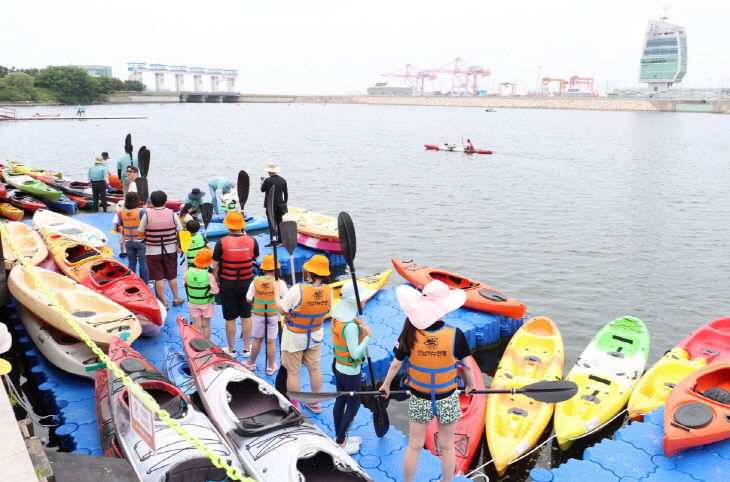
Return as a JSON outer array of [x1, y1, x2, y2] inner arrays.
[[114, 192, 148, 283], [379, 280, 475, 482]]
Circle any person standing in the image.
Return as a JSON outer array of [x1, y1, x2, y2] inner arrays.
[[184, 249, 218, 339], [114, 192, 148, 283], [138, 190, 185, 309], [182, 188, 205, 215], [117, 145, 138, 194], [211, 211, 259, 357], [260, 163, 288, 247], [208, 177, 234, 215], [330, 281, 372, 455], [88, 155, 108, 212], [379, 280, 476, 482], [273, 254, 332, 412]]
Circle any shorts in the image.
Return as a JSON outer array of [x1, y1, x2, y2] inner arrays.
[[281, 343, 322, 372], [408, 391, 462, 425], [251, 314, 278, 339], [188, 302, 215, 319], [219, 279, 253, 320], [146, 252, 178, 281]]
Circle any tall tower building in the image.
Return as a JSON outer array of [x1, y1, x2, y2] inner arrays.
[[639, 13, 687, 91]]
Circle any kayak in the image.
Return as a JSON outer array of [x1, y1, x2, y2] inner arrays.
[[164, 200, 183, 212], [628, 316, 730, 421], [8, 264, 141, 345], [7, 158, 62, 179], [425, 356, 485, 476], [97, 337, 241, 481], [298, 233, 342, 254], [18, 305, 99, 379], [94, 368, 124, 458], [282, 206, 339, 241], [1, 221, 48, 270], [0, 202, 24, 221], [44, 233, 112, 281], [38, 176, 124, 204], [162, 344, 197, 395], [33, 209, 109, 249], [554, 316, 649, 450], [330, 269, 392, 313], [45, 194, 77, 214], [177, 316, 372, 481], [3, 170, 62, 202], [391, 258, 527, 319], [486, 317, 564, 475], [210, 213, 269, 232], [663, 358, 730, 457], [425, 144, 493, 154], [108, 174, 123, 190], [66, 193, 88, 208], [3, 187, 47, 211], [80, 259, 165, 336]]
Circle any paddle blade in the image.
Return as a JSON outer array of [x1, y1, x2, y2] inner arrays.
[[279, 221, 297, 255], [136, 177, 149, 206], [237, 170, 249, 209], [139, 149, 150, 177], [179, 230, 191, 253], [337, 211, 356, 267], [373, 396, 390, 437], [124, 134, 132, 153], [518, 379, 579, 403], [288, 391, 342, 404], [201, 203, 214, 228]]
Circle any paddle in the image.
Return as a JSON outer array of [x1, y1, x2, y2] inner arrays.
[[200, 202, 214, 240], [279, 221, 297, 286], [289, 380, 579, 405], [265, 186, 282, 372], [178, 229, 191, 266], [337, 211, 389, 437], [138, 146, 149, 177], [237, 171, 249, 212], [124, 134, 132, 156], [135, 149, 150, 205]]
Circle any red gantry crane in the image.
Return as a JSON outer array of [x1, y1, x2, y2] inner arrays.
[[569, 75, 595, 95], [426, 57, 492, 96], [382, 64, 436, 96]]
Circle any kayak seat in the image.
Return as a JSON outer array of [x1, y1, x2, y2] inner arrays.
[[702, 387, 730, 405], [166, 457, 228, 482], [228, 378, 303, 436], [296, 451, 358, 482], [146, 386, 187, 419], [65, 245, 99, 264]]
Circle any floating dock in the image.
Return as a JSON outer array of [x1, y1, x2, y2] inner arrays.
[[9, 116, 147, 121]]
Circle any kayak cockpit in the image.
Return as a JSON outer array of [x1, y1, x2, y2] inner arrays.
[[296, 451, 370, 481], [165, 456, 231, 482], [90, 260, 131, 285], [228, 378, 303, 436]]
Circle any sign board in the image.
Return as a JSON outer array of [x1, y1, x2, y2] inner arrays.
[[130, 391, 155, 452]]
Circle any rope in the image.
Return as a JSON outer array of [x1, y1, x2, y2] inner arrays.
[[2, 374, 61, 427], [0, 222, 253, 482]]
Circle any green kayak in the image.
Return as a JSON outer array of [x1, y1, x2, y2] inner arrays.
[[3, 170, 62, 203]]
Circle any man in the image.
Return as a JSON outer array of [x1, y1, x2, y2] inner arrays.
[[88, 155, 108, 212], [117, 145, 138, 194], [138, 190, 185, 309], [126, 166, 139, 193], [183, 188, 205, 215], [208, 177, 234, 215], [260, 163, 288, 247], [211, 211, 259, 357]]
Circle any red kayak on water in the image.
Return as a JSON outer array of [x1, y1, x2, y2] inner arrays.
[[425, 144, 492, 155]]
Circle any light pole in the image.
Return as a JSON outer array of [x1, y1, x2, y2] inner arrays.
[[537, 65, 542, 96]]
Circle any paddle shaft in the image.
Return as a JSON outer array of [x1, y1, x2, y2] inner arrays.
[[349, 268, 377, 392], [289, 254, 295, 286]]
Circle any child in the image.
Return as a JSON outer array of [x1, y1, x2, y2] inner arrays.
[[185, 219, 211, 268], [179, 203, 196, 225], [184, 249, 218, 338], [113, 200, 127, 258], [246, 254, 288, 374]]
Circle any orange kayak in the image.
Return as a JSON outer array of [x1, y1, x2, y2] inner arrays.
[[663, 358, 730, 457], [391, 258, 527, 319], [108, 174, 123, 190]]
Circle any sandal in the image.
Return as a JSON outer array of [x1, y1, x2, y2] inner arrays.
[[172, 298, 185, 307], [243, 361, 257, 371], [265, 363, 279, 376]]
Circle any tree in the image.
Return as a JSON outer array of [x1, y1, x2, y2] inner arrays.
[[123, 79, 146, 91], [3, 72, 34, 93], [34, 66, 102, 104], [96, 76, 125, 94]]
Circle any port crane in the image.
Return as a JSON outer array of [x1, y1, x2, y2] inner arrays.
[[426, 58, 491, 96], [541, 77, 567, 96], [569, 75, 595, 94], [382, 64, 436, 95], [497, 82, 517, 96]]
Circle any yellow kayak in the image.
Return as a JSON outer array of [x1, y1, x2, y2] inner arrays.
[[44, 232, 112, 281], [485, 317, 564, 476], [7, 157, 62, 179], [330, 270, 392, 314], [627, 347, 706, 421], [1, 221, 48, 270], [282, 206, 338, 241]]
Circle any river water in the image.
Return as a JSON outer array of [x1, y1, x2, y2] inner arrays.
[[3, 103, 730, 477]]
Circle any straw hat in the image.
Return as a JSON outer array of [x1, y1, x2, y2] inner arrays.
[[193, 249, 214, 268], [396, 280, 466, 330], [94, 155, 105, 165], [265, 163, 281, 173], [223, 211, 246, 230], [302, 254, 330, 277], [260, 254, 280, 271], [332, 281, 364, 322]]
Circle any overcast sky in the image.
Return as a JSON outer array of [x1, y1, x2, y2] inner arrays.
[[5, 0, 729, 94]]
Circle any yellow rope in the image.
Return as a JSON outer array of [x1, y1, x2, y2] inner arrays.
[[0, 222, 252, 482]]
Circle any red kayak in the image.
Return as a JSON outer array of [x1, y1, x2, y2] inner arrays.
[[425, 356, 485, 475], [663, 358, 730, 457], [425, 144, 492, 155], [165, 200, 182, 211], [679, 317, 730, 362], [80, 259, 164, 336], [2, 186, 47, 211], [94, 368, 123, 458], [38, 176, 124, 204]]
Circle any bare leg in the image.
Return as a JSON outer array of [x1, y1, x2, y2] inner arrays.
[[169, 278, 182, 302], [437, 421, 457, 482], [240, 316, 252, 351], [191, 315, 203, 334], [225, 319, 237, 351], [201, 318, 211, 339], [250, 337, 263, 364], [266, 339, 277, 368], [154, 280, 165, 303], [308, 364, 322, 393], [404, 421, 429, 482], [286, 366, 301, 393]]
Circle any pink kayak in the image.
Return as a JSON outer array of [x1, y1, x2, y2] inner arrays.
[[297, 233, 342, 254]]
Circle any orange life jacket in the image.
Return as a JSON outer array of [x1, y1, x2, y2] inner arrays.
[[284, 283, 332, 348], [219, 235, 255, 281], [332, 317, 365, 367], [120, 208, 143, 242], [252, 276, 277, 315]]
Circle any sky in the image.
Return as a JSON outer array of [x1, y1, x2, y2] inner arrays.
[[4, 0, 729, 94]]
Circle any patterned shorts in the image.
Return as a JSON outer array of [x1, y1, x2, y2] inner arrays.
[[408, 391, 462, 425]]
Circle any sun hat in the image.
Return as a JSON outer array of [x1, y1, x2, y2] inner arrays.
[[332, 281, 364, 322], [223, 211, 246, 230], [94, 155, 105, 165], [193, 249, 214, 268], [188, 188, 205, 200], [302, 254, 330, 277], [396, 280, 466, 330], [260, 254, 280, 271], [101, 152, 109, 160], [265, 163, 281, 174], [227, 181, 234, 189]]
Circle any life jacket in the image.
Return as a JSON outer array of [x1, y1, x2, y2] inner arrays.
[[403, 325, 463, 416], [185, 268, 214, 305], [186, 233, 206, 266], [144, 208, 177, 248], [218, 235, 255, 281], [120, 208, 143, 242], [221, 198, 238, 212], [332, 318, 365, 367], [285, 283, 332, 349], [252, 276, 277, 315]]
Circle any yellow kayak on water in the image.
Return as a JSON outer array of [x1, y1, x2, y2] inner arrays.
[[329, 269, 392, 314], [7, 157, 62, 179], [485, 317, 564, 476]]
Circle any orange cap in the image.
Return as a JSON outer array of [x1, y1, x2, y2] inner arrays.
[[193, 248, 214, 268], [223, 211, 246, 230], [260, 254, 280, 271], [302, 254, 330, 276]]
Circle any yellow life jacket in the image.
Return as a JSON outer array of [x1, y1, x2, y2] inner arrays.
[[332, 318, 365, 367], [252, 276, 277, 315]]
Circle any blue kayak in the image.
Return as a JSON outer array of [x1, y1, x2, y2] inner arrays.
[[162, 344, 196, 395], [205, 214, 269, 237], [45, 194, 76, 214]]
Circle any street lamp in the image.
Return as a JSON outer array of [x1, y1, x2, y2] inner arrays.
[[537, 65, 542, 96]]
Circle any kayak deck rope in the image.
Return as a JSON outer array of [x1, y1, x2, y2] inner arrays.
[[0, 223, 254, 482]]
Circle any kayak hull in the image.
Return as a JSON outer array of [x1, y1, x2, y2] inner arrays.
[[425, 144, 492, 154], [45, 233, 112, 281], [3, 170, 62, 202], [297, 233, 342, 254], [282, 206, 339, 241], [33, 209, 109, 249], [330, 269, 392, 315], [1, 221, 48, 270], [0, 202, 24, 221]]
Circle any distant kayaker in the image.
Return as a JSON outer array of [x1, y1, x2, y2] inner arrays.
[[379, 280, 476, 482], [330, 281, 371, 455], [208, 177, 234, 215], [245, 254, 288, 374], [184, 219, 211, 268], [117, 144, 139, 194], [261, 163, 288, 247], [183, 188, 205, 216], [211, 211, 259, 358], [465, 138, 475, 153], [114, 192, 148, 283], [138, 190, 185, 309], [183, 249, 218, 339], [273, 254, 333, 412], [88, 155, 109, 212]]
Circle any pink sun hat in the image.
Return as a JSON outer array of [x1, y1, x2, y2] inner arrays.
[[396, 280, 466, 330]]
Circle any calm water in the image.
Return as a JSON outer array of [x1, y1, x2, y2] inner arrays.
[[3, 103, 730, 477]]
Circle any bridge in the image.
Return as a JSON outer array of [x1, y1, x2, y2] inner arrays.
[[179, 91, 240, 103]]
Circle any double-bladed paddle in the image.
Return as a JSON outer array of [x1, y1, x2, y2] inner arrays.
[[237, 170, 249, 213], [135, 148, 150, 205], [279, 221, 298, 286], [289, 379, 579, 404], [337, 211, 389, 437]]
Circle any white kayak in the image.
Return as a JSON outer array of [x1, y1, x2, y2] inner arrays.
[[33, 209, 108, 249], [1, 221, 48, 270]]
